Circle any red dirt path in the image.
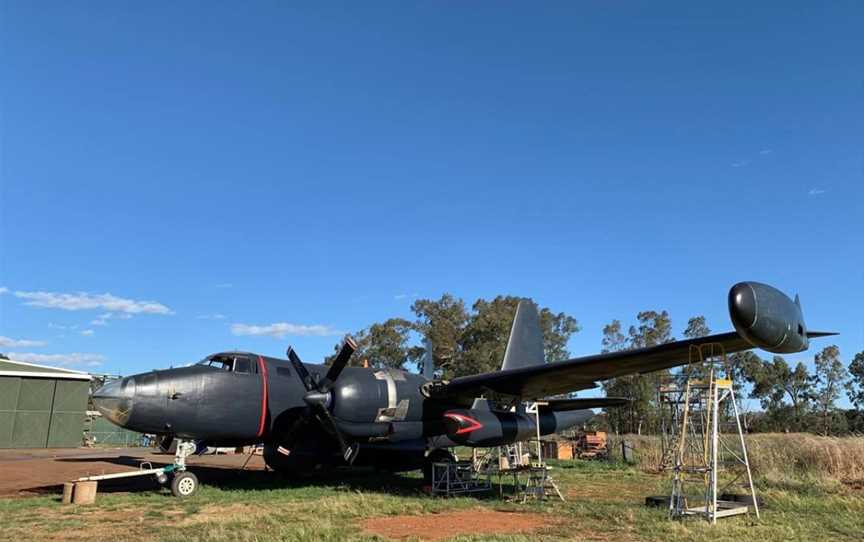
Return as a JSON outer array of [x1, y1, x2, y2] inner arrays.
[[0, 447, 266, 497]]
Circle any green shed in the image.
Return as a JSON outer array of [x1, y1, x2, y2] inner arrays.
[[0, 358, 92, 448]]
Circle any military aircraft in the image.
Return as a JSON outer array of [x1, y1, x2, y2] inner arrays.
[[93, 281, 834, 496]]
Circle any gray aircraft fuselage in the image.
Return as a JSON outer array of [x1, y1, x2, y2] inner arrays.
[[93, 281, 829, 476], [94, 358, 590, 474]]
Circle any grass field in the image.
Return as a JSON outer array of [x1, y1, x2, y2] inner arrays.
[[1, 457, 861, 541]]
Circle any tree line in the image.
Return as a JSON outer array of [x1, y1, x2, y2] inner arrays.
[[323, 293, 863, 436]]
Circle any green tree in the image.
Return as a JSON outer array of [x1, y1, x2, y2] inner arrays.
[[811, 345, 848, 435], [442, 295, 580, 378], [747, 356, 813, 431], [628, 310, 673, 348], [460, 296, 522, 377], [601, 320, 627, 353], [600, 320, 631, 434], [411, 294, 469, 377], [336, 294, 580, 380], [353, 318, 417, 369], [540, 306, 581, 362], [846, 350, 864, 410], [683, 315, 711, 339], [602, 311, 673, 434], [630, 310, 673, 434]]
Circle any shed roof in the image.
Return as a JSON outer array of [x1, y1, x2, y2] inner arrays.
[[0, 359, 92, 380]]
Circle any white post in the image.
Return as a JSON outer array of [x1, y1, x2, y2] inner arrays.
[[711, 382, 720, 524], [730, 387, 760, 519], [535, 404, 542, 465]]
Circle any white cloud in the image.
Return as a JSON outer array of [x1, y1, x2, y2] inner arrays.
[[731, 159, 751, 168], [231, 322, 342, 338], [0, 286, 8, 295], [197, 313, 226, 320], [759, 148, 773, 155], [6, 352, 105, 367], [14, 290, 173, 315], [808, 188, 826, 196], [394, 292, 419, 300], [90, 312, 133, 326], [0, 336, 46, 348], [48, 323, 78, 330], [80, 329, 95, 336]]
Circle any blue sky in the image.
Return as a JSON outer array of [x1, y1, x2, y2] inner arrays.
[[1, 3, 862, 405]]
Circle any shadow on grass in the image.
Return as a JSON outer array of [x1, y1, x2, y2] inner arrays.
[[26, 456, 522, 502]]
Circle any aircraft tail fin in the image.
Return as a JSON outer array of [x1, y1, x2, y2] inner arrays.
[[501, 299, 545, 371]]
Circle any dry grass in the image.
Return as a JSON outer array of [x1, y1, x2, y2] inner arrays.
[[1, 457, 862, 541], [608, 433, 864, 481]]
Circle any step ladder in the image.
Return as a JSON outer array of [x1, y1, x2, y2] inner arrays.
[[667, 344, 760, 523]]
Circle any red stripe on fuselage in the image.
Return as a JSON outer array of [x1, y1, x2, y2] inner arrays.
[[256, 356, 269, 438]]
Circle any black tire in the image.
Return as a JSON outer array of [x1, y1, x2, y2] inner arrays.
[[423, 449, 455, 484], [170, 471, 199, 497]]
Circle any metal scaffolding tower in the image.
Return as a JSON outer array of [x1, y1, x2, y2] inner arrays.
[[666, 344, 760, 523]]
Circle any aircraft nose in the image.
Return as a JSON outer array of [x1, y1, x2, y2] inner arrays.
[[729, 282, 757, 329], [92, 377, 136, 427]]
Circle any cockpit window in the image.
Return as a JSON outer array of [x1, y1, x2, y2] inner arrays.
[[198, 355, 256, 374], [234, 358, 252, 374], [205, 358, 233, 371]]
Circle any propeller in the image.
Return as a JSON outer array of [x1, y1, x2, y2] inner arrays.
[[282, 337, 359, 464]]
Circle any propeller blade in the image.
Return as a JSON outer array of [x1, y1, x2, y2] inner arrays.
[[312, 403, 358, 465], [321, 335, 357, 390], [286, 346, 314, 391], [286, 342, 358, 465]]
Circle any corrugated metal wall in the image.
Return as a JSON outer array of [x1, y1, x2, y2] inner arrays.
[[0, 376, 89, 448], [87, 416, 143, 446]]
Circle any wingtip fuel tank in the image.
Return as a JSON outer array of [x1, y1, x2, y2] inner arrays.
[[728, 281, 809, 354]]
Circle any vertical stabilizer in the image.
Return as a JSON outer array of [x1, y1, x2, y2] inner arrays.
[[501, 299, 545, 371]]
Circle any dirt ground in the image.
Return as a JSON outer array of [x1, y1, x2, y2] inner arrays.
[[361, 509, 554, 541], [0, 447, 266, 497]]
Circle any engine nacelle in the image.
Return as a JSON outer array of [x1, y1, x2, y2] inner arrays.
[[443, 409, 536, 447], [728, 281, 809, 354]]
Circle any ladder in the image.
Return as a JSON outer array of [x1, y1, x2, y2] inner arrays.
[[668, 344, 760, 523]]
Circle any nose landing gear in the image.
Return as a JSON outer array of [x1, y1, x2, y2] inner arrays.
[[168, 439, 199, 497], [171, 471, 199, 497], [70, 438, 201, 499]]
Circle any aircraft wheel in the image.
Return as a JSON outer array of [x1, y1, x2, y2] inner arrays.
[[170, 471, 199, 497]]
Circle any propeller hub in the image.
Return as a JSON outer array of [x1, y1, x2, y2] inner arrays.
[[303, 390, 331, 408]]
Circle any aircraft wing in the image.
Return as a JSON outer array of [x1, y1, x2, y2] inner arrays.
[[426, 331, 835, 404], [539, 397, 630, 411]]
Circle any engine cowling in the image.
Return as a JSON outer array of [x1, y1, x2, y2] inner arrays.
[[728, 281, 809, 354]]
